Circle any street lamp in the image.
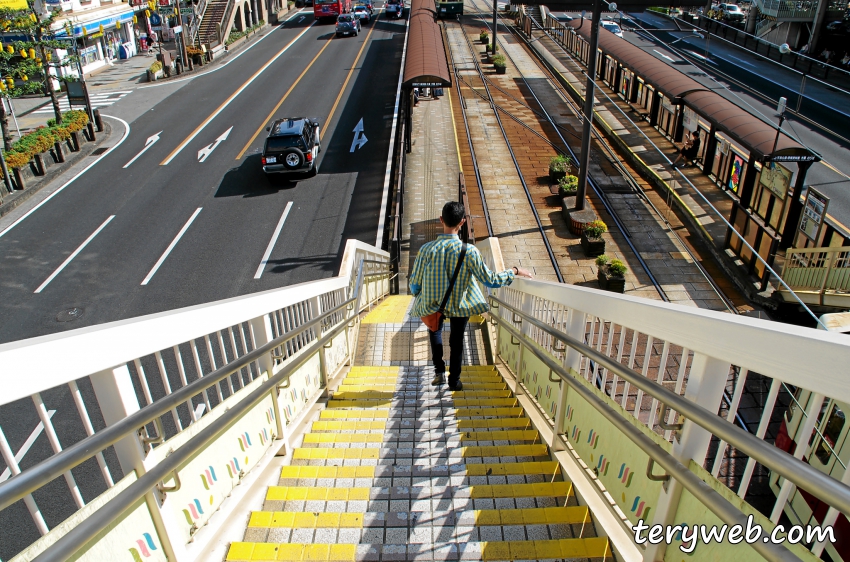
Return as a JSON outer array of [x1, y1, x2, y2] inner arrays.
[[770, 96, 787, 158]]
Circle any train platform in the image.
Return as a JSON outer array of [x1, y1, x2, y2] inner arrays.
[[400, 8, 750, 312]]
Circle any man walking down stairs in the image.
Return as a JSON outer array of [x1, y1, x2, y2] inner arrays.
[[226, 296, 611, 561]]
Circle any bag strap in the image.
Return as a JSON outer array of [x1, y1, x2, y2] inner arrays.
[[437, 243, 467, 314]]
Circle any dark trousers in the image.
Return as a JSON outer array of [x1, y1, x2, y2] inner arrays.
[[428, 316, 469, 385]]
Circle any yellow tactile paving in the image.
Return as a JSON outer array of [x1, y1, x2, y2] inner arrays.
[[456, 407, 526, 418], [473, 506, 590, 525], [291, 448, 381, 460], [279, 465, 375, 479], [467, 460, 561, 478], [318, 410, 390, 419], [309, 421, 388, 432], [266, 487, 371, 501], [457, 418, 533, 429], [469, 481, 573, 499], [361, 295, 412, 324], [335, 385, 510, 396], [248, 511, 365, 528]]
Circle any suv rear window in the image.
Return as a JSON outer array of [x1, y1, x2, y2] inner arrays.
[[338, 14, 353, 21], [266, 136, 305, 151]]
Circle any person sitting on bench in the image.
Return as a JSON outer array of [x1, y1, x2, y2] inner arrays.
[[672, 131, 700, 168]]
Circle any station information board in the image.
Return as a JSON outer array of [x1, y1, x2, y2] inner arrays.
[[799, 187, 829, 243]]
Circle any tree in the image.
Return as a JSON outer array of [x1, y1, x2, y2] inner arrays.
[[0, 4, 69, 150]]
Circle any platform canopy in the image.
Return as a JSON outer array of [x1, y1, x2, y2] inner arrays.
[[402, 0, 452, 90]]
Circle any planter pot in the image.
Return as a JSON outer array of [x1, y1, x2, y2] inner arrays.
[[495, 65, 506, 74], [581, 232, 606, 257], [597, 265, 626, 293], [70, 131, 80, 152], [12, 167, 26, 190], [53, 141, 65, 163], [549, 169, 566, 183], [33, 153, 46, 176], [480, 36, 489, 44]]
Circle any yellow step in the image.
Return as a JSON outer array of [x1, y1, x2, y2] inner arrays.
[[471, 480, 573, 498], [309, 421, 387, 431], [290, 444, 546, 460], [248, 511, 364, 529], [266, 486, 371, 501], [456, 407, 525, 418], [279, 466, 375, 479], [227, 542, 357, 561], [473, 506, 589, 525], [335, 385, 510, 395], [457, 418, 532, 429], [301, 429, 538, 443], [318, 410, 390, 419]]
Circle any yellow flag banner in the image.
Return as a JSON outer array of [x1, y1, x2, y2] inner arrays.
[[0, 0, 28, 8]]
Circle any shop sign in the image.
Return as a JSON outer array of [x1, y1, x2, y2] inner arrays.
[[180, 7, 193, 14], [682, 106, 697, 132], [66, 81, 88, 107], [799, 187, 829, 242], [759, 162, 791, 200], [0, 0, 28, 8]]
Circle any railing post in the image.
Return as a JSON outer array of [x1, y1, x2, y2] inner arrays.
[[643, 353, 730, 562], [309, 296, 330, 389], [553, 308, 587, 452], [249, 314, 285, 439], [90, 366, 182, 561]]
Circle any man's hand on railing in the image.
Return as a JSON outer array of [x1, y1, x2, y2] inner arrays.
[[513, 266, 534, 279]]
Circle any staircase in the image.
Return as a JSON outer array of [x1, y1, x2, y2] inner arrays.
[[226, 296, 611, 562], [196, 0, 231, 47], [525, 5, 543, 28]]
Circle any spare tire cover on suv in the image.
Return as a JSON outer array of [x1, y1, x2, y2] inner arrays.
[[281, 147, 305, 169]]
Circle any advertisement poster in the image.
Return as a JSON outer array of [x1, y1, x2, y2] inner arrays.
[[799, 188, 829, 242], [682, 107, 698, 132], [728, 154, 744, 193], [759, 162, 792, 200]]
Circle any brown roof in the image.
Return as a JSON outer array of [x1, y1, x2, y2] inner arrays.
[[403, 0, 451, 89], [568, 20, 815, 159]]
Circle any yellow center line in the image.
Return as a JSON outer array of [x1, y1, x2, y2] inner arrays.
[[447, 87, 463, 170], [159, 21, 316, 166], [321, 21, 378, 141], [236, 36, 336, 160]]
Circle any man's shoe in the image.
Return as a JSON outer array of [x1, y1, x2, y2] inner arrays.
[[431, 373, 445, 386], [448, 380, 463, 391]]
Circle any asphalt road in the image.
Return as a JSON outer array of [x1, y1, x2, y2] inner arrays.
[[0, 8, 406, 558], [620, 11, 850, 236]]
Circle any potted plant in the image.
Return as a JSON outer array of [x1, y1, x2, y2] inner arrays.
[[492, 53, 506, 74], [147, 60, 163, 82], [480, 29, 489, 44], [596, 255, 627, 293], [581, 219, 607, 257], [549, 154, 571, 183], [557, 174, 578, 198]]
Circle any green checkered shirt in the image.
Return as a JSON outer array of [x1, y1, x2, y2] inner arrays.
[[409, 234, 515, 318]]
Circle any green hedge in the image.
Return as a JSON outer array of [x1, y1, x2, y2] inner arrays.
[[226, 20, 265, 45], [3, 110, 89, 170]]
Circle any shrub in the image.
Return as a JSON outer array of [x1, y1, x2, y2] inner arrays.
[[609, 259, 627, 276], [595, 255, 609, 267], [4, 150, 29, 169], [492, 54, 506, 68], [557, 174, 578, 195], [480, 29, 489, 41], [149, 61, 163, 74], [584, 219, 608, 238], [549, 153, 571, 172], [53, 126, 71, 141]]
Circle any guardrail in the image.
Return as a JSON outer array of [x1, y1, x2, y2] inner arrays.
[[471, 239, 850, 561], [779, 246, 850, 306], [752, 0, 818, 20], [0, 240, 390, 561]]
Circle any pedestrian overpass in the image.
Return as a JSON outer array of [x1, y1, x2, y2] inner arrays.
[[1, 238, 848, 562]]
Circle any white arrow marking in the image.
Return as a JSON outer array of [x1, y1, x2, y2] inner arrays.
[[652, 49, 676, 62], [298, 15, 305, 22], [198, 126, 233, 163], [123, 131, 163, 168], [350, 118, 368, 152]]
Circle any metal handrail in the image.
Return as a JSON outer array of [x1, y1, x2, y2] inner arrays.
[[489, 295, 850, 518], [489, 306, 801, 562], [0, 263, 390, 513], [31, 297, 364, 562]]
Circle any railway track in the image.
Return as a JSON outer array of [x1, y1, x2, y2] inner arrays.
[[448, 3, 744, 314]]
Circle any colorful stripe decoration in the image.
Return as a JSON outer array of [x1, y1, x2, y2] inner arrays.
[[200, 466, 218, 490], [566, 404, 573, 421], [618, 463, 634, 487], [238, 432, 253, 452], [258, 427, 270, 446], [586, 429, 599, 449], [571, 425, 581, 442], [226, 457, 242, 478], [596, 455, 610, 476], [545, 385, 552, 399], [129, 532, 158, 560], [631, 495, 651, 519], [265, 407, 275, 425]]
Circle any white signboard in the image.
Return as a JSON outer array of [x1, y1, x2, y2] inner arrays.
[[799, 187, 829, 242], [682, 106, 698, 132]]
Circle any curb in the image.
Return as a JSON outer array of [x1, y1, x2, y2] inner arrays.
[[0, 122, 113, 219]]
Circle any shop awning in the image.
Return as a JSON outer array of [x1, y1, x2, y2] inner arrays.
[[52, 5, 135, 38]]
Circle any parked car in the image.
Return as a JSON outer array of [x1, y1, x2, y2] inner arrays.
[[335, 13, 361, 36], [600, 20, 624, 38], [718, 3, 745, 21], [353, 5, 371, 23], [262, 118, 321, 178]]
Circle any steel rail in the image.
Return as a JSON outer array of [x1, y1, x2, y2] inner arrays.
[[490, 294, 850, 519], [452, 19, 564, 283], [489, 308, 802, 562], [446, 24, 494, 238], [30, 297, 364, 562], [0, 264, 391, 513]]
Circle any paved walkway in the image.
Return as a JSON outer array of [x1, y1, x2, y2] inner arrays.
[[227, 296, 611, 561]]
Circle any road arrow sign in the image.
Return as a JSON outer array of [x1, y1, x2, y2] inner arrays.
[[350, 118, 367, 152], [123, 131, 163, 168], [198, 127, 233, 163]]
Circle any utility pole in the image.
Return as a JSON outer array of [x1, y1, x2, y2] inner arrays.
[[575, 0, 603, 211], [491, 0, 497, 55]]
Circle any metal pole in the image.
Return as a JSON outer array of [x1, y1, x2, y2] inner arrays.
[[491, 0, 497, 54], [576, 0, 601, 212], [0, 146, 12, 194], [176, 7, 189, 74], [6, 96, 20, 138]]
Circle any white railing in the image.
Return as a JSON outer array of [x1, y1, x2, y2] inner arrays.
[[779, 246, 850, 307], [0, 240, 389, 562], [476, 238, 850, 562], [752, 0, 819, 20]]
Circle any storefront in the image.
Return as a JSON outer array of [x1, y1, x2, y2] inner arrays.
[[53, 6, 137, 75]]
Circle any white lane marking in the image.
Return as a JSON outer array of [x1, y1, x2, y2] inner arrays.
[[197, 126, 233, 163], [30, 91, 131, 114], [376, 11, 411, 247], [350, 118, 368, 152], [726, 55, 756, 67], [683, 49, 718, 65], [123, 131, 163, 168], [255, 202, 293, 279], [652, 49, 676, 62], [0, 410, 56, 483], [0, 115, 131, 240], [141, 207, 203, 285], [34, 216, 115, 293], [160, 22, 316, 165]]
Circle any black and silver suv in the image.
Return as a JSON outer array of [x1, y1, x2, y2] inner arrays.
[[262, 117, 321, 178]]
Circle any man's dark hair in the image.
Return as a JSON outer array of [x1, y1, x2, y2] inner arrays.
[[442, 202, 465, 228]]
